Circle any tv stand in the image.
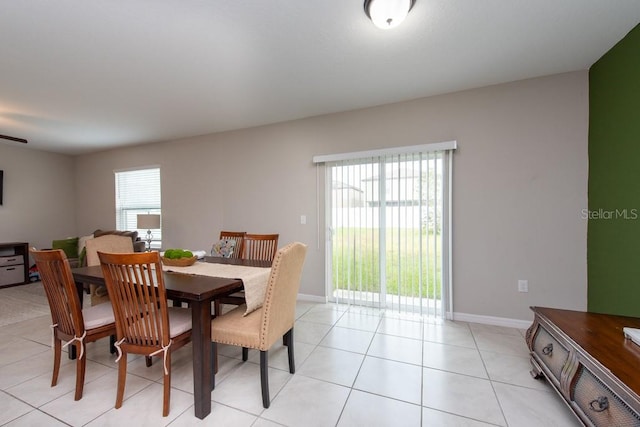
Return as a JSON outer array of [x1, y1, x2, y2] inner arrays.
[[0, 242, 29, 288], [527, 306, 640, 426]]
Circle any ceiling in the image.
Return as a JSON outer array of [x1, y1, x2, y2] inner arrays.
[[1, 1, 639, 155]]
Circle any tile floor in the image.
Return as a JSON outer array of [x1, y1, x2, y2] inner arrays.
[[0, 283, 581, 426]]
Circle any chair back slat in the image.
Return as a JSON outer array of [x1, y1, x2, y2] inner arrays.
[[242, 234, 279, 262], [31, 249, 83, 336], [219, 231, 246, 259], [99, 251, 170, 349]]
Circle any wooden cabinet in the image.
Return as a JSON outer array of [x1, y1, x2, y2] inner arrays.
[[527, 307, 640, 426], [0, 242, 29, 287]]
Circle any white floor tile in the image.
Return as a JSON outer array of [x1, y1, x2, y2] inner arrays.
[[492, 382, 582, 427], [0, 391, 34, 425], [422, 407, 497, 426], [423, 341, 488, 378], [422, 368, 506, 426], [338, 389, 421, 427], [263, 375, 350, 427], [354, 356, 422, 405], [298, 345, 364, 387], [423, 321, 476, 348], [472, 331, 530, 357], [335, 311, 382, 332], [377, 316, 424, 340], [480, 350, 548, 390], [319, 326, 374, 354], [3, 408, 69, 427], [368, 333, 423, 365]]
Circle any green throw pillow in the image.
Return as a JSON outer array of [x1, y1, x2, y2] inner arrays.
[[52, 237, 79, 259], [78, 246, 87, 266]]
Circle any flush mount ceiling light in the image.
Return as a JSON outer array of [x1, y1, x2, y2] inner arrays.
[[364, 0, 416, 30]]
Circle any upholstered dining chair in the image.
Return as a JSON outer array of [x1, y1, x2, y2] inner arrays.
[[98, 251, 192, 417], [30, 248, 116, 401], [211, 242, 307, 408], [85, 235, 134, 306], [213, 233, 279, 316]]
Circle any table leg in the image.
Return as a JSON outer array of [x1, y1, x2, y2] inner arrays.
[[191, 299, 212, 419]]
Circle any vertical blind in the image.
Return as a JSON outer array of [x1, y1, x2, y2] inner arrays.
[[115, 167, 162, 246], [314, 142, 455, 317]]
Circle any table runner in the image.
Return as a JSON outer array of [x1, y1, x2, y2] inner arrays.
[[161, 262, 271, 315]]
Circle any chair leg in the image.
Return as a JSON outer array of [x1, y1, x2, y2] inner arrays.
[[260, 350, 270, 408], [213, 300, 221, 317], [145, 356, 153, 367], [75, 342, 86, 400], [110, 335, 116, 354], [284, 328, 295, 374], [52, 338, 61, 387], [162, 351, 171, 417], [242, 347, 248, 361], [115, 353, 127, 409]]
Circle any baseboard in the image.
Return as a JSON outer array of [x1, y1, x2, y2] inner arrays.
[[297, 293, 326, 303], [452, 311, 532, 330]]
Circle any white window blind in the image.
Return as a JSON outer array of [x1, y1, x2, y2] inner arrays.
[[317, 142, 455, 318], [115, 167, 162, 248]]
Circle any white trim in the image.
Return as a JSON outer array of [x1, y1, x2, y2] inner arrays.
[[452, 311, 533, 330], [297, 293, 327, 303], [113, 164, 161, 173], [312, 140, 457, 164]]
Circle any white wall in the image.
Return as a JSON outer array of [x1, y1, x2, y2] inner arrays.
[[73, 71, 588, 323], [0, 143, 77, 255]]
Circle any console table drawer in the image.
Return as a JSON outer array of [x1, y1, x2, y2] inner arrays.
[[0, 265, 24, 286], [571, 366, 640, 426], [0, 255, 24, 266], [532, 326, 569, 382]]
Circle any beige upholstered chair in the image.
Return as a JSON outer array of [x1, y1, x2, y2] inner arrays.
[[31, 248, 116, 401], [85, 235, 134, 306], [211, 242, 307, 408], [99, 251, 192, 417]]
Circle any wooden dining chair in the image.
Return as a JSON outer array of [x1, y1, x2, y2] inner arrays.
[[213, 233, 279, 316], [211, 242, 307, 408], [218, 231, 246, 259], [242, 233, 279, 262], [30, 248, 117, 401], [98, 251, 192, 417]]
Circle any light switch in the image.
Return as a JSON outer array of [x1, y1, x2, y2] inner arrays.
[[300, 215, 307, 225]]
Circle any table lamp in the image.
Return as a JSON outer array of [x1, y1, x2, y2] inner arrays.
[[137, 214, 161, 251]]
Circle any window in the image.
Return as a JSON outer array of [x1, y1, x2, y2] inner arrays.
[[314, 142, 455, 317], [115, 167, 161, 249]]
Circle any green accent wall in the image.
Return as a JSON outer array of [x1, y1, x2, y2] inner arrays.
[[588, 23, 640, 316]]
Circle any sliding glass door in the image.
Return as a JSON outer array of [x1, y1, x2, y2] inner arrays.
[[325, 149, 452, 317]]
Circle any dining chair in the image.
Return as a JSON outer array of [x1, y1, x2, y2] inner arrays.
[[213, 233, 279, 316], [217, 230, 246, 259], [30, 248, 117, 401], [211, 242, 307, 408], [242, 233, 279, 262], [85, 235, 134, 306], [98, 251, 192, 417]]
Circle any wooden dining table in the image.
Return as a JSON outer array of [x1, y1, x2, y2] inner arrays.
[[71, 256, 271, 420]]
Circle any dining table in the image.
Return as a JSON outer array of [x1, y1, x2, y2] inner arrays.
[[71, 256, 271, 420]]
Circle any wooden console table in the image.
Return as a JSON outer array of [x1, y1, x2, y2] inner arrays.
[[0, 242, 29, 288], [527, 306, 640, 426]]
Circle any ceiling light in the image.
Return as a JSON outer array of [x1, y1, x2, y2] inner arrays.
[[364, 0, 415, 30]]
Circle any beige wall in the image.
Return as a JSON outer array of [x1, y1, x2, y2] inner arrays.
[[74, 71, 588, 323], [0, 143, 77, 253]]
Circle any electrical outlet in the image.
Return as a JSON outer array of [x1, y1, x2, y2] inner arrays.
[[518, 279, 528, 293], [300, 215, 307, 225]]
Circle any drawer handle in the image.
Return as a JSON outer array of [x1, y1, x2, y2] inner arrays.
[[542, 343, 553, 355], [589, 396, 609, 412]]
